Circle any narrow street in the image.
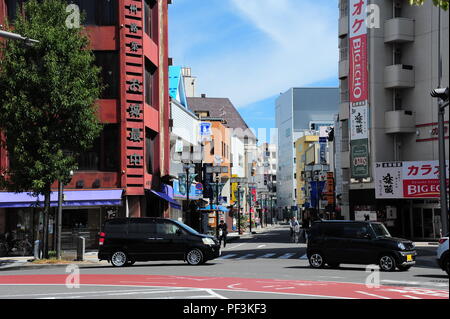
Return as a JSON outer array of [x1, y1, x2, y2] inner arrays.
[[0, 225, 447, 299]]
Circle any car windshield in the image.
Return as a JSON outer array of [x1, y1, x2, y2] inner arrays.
[[171, 220, 200, 235], [371, 223, 392, 238]]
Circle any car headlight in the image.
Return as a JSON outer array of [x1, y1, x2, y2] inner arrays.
[[202, 238, 215, 245], [398, 242, 406, 250]]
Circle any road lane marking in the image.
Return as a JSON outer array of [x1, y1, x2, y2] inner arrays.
[[381, 280, 449, 288], [257, 245, 266, 248], [355, 291, 391, 299], [403, 295, 421, 299]]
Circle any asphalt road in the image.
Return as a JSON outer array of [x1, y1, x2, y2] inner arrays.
[[0, 225, 448, 300]]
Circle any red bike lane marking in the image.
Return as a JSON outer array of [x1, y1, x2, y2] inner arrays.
[[0, 274, 447, 299]]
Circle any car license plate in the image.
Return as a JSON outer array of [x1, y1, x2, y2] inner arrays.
[[406, 254, 413, 262]]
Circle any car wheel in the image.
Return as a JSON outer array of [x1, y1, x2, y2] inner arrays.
[[379, 255, 396, 272], [309, 252, 325, 269], [397, 265, 411, 271], [186, 249, 204, 265], [111, 251, 128, 267], [443, 255, 449, 276]]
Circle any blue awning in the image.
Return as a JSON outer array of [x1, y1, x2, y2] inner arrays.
[[198, 204, 229, 212], [149, 186, 182, 210], [0, 189, 124, 208]]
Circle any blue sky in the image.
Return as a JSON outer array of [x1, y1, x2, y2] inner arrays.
[[169, 0, 339, 143]]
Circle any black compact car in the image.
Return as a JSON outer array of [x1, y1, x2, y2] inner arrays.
[[306, 221, 416, 271], [98, 218, 221, 267]]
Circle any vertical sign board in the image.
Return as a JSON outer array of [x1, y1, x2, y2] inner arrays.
[[374, 162, 403, 199], [122, 2, 145, 194], [349, 0, 370, 179], [351, 139, 370, 178]]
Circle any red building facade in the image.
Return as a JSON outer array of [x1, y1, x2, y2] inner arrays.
[[0, 0, 171, 250]]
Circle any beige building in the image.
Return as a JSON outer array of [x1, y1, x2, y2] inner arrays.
[[338, 0, 449, 239]]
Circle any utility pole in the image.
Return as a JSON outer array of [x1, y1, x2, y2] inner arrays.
[[431, 87, 449, 236]]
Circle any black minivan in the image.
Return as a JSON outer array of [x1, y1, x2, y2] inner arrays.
[[98, 218, 221, 267], [306, 221, 416, 271]]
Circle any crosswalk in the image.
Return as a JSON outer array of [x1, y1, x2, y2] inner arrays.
[[218, 252, 308, 260]]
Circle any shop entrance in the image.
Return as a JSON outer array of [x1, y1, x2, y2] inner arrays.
[[412, 205, 443, 240]]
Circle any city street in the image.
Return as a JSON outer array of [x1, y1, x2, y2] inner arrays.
[[0, 225, 447, 300]]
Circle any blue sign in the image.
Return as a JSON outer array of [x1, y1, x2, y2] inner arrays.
[[200, 122, 212, 137], [173, 180, 203, 199]]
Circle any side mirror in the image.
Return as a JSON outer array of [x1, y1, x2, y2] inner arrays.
[[364, 233, 372, 239]]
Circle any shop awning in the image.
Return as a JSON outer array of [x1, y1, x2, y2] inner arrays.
[[198, 204, 229, 212], [150, 190, 182, 210], [0, 189, 124, 208]]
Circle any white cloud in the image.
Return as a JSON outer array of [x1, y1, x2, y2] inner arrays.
[[170, 0, 339, 107]]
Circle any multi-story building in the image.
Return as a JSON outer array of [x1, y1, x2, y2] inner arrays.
[[295, 133, 320, 216], [168, 66, 203, 224], [0, 0, 171, 250], [275, 87, 339, 219], [254, 143, 277, 226], [338, 0, 449, 239]]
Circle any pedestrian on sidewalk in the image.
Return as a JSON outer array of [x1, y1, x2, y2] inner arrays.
[[289, 217, 300, 243], [218, 219, 228, 248]]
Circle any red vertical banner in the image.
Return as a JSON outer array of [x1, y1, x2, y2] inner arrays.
[[349, 34, 368, 103], [349, 0, 368, 104], [121, 1, 145, 195]]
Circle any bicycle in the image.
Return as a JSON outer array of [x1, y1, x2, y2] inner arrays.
[[6, 235, 33, 256]]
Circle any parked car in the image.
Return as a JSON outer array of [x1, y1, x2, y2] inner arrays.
[[98, 218, 221, 267], [436, 234, 449, 276], [307, 220, 416, 271]]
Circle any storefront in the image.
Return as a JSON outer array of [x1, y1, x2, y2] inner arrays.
[[0, 189, 123, 253]]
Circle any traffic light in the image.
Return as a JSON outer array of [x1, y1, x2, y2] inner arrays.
[[430, 87, 449, 101]]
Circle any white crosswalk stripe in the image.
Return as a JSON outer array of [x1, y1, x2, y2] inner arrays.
[[237, 254, 255, 260], [217, 254, 237, 260], [278, 253, 295, 259], [217, 252, 306, 260], [260, 253, 276, 258]]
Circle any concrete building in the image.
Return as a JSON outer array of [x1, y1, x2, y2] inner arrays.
[[254, 143, 277, 225], [275, 87, 339, 219], [338, 0, 449, 239], [168, 66, 203, 224], [0, 0, 171, 250]]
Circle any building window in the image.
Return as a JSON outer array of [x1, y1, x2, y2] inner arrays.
[[6, 0, 24, 22], [94, 51, 119, 99], [145, 59, 157, 107], [77, 124, 119, 171], [146, 129, 157, 175], [210, 139, 215, 155], [69, 0, 118, 26], [144, 0, 157, 39]]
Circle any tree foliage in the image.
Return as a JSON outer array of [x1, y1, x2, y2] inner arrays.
[[0, 0, 102, 195], [409, 0, 449, 10]]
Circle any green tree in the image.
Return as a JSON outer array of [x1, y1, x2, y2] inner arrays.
[[409, 0, 449, 10], [0, 0, 102, 258]]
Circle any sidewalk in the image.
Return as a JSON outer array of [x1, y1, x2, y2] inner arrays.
[[227, 223, 283, 242]]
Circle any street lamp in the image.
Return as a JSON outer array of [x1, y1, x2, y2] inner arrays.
[[0, 29, 39, 46], [431, 87, 449, 236]]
